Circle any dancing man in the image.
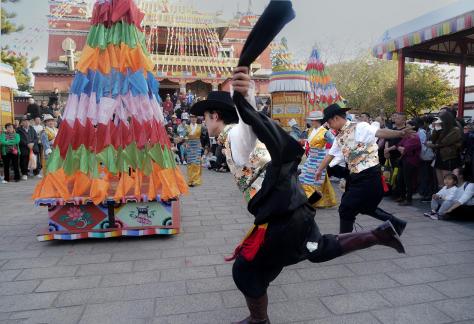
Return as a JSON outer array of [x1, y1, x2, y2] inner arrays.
[[316, 103, 409, 234], [191, 68, 406, 323]]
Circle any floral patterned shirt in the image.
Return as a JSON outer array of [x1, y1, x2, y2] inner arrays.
[[329, 121, 379, 174], [222, 125, 271, 203]]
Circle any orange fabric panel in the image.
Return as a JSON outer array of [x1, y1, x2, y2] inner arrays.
[[77, 44, 153, 74]]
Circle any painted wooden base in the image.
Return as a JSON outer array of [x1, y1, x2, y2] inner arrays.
[[37, 200, 181, 241]]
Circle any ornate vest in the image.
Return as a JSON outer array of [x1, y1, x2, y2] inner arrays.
[[222, 125, 271, 202], [186, 124, 201, 140], [336, 122, 379, 174], [44, 127, 58, 144]]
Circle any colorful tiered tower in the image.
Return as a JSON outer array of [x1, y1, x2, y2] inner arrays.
[[269, 38, 310, 130], [34, 0, 188, 241], [306, 47, 344, 112]]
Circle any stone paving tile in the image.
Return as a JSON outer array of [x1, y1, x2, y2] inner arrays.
[[100, 270, 161, 287], [160, 265, 216, 282], [296, 264, 354, 281], [55, 286, 126, 307], [268, 298, 332, 323], [0, 270, 20, 282], [433, 263, 474, 280], [221, 286, 287, 308], [186, 276, 236, 294], [372, 303, 454, 324], [0, 280, 40, 296], [0, 292, 58, 312], [321, 291, 391, 314], [8, 306, 83, 324], [153, 307, 248, 324], [79, 299, 154, 323], [346, 259, 404, 275], [386, 267, 448, 285], [155, 292, 223, 316], [280, 279, 346, 299], [378, 284, 447, 306], [0, 169, 473, 323], [433, 296, 474, 321], [300, 312, 381, 324], [15, 265, 78, 280], [337, 273, 399, 292], [429, 278, 474, 298]]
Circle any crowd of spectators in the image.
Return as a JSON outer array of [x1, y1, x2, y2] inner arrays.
[[1, 95, 62, 183]]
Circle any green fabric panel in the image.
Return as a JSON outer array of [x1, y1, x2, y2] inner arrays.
[[86, 22, 150, 55], [43, 143, 176, 177]]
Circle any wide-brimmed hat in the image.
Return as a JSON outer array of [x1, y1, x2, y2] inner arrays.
[[43, 114, 55, 121], [321, 103, 351, 124], [288, 118, 298, 127], [306, 110, 324, 121], [190, 91, 238, 123]]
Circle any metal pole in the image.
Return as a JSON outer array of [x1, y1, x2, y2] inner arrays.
[[458, 63, 466, 118]]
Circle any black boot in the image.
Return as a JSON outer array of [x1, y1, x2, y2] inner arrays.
[[337, 221, 405, 254], [232, 293, 270, 324], [339, 219, 354, 234], [368, 208, 407, 236]]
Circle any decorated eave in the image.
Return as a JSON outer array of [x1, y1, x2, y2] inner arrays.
[[372, 0, 474, 65], [269, 70, 311, 93]]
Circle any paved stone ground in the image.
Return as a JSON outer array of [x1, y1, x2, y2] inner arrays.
[[0, 168, 473, 324]]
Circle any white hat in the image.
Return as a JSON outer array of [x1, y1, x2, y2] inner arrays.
[[288, 118, 298, 127], [43, 114, 55, 121], [307, 110, 324, 121], [433, 117, 442, 124]]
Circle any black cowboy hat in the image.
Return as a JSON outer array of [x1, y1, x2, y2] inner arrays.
[[190, 91, 239, 123], [321, 103, 351, 124]]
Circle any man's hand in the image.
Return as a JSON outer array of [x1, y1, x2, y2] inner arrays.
[[401, 126, 415, 137], [432, 194, 440, 200], [27, 143, 34, 149], [232, 66, 251, 97], [315, 169, 323, 181], [397, 146, 405, 155]]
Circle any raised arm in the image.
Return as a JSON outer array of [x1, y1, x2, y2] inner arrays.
[[375, 127, 413, 139]]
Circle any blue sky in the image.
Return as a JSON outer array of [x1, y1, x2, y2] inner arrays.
[[2, 0, 473, 85]]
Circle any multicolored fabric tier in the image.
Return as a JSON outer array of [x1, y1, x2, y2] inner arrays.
[[306, 47, 344, 111], [33, 0, 188, 205]]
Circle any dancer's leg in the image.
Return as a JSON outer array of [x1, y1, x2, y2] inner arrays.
[[366, 207, 407, 236]]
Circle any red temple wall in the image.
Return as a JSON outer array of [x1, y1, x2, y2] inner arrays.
[[48, 34, 87, 62]]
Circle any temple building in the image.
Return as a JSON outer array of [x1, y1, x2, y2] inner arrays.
[[34, 0, 271, 101]]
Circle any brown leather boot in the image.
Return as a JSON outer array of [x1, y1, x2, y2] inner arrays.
[[232, 293, 270, 324], [337, 221, 405, 254]]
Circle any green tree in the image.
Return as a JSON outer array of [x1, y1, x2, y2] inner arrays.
[[328, 54, 455, 118], [385, 64, 455, 117], [1, 0, 37, 91]]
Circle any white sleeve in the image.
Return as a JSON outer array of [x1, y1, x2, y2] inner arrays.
[[355, 122, 378, 144], [458, 183, 474, 205], [328, 139, 341, 157], [437, 186, 447, 198], [228, 81, 258, 167], [445, 187, 458, 201]]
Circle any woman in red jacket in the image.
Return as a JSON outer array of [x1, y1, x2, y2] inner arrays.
[[396, 120, 421, 205]]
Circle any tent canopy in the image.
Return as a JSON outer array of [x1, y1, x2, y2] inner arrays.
[[372, 0, 474, 65], [0, 63, 18, 89]]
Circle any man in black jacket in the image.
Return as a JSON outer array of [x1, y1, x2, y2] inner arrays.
[[26, 98, 41, 120], [16, 117, 39, 180]]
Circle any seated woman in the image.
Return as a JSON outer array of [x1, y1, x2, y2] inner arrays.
[[445, 167, 474, 219]]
